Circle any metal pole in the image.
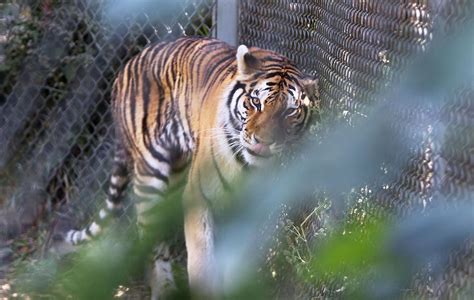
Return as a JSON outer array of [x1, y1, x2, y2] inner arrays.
[[216, 0, 238, 46]]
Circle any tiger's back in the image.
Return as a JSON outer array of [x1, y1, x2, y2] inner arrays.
[[112, 37, 237, 164]]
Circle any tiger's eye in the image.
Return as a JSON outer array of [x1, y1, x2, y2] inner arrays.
[[286, 107, 298, 116], [251, 97, 260, 106]]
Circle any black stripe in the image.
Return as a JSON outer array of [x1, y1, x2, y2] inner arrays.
[[107, 193, 121, 203], [261, 63, 286, 69], [194, 52, 205, 84], [71, 231, 78, 244], [120, 65, 134, 147], [141, 69, 151, 146], [264, 71, 286, 79], [144, 134, 171, 164], [184, 66, 194, 147], [227, 82, 246, 131], [153, 79, 166, 138], [286, 74, 298, 82], [224, 128, 246, 166], [232, 91, 244, 120], [111, 162, 128, 177], [202, 56, 236, 103], [227, 82, 246, 106], [262, 56, 285, 62], [150, 42, 168, 61], [161, 42, 179, 68], [173, 74, 191, 149], [163, 67, 178, 148], [204, 51, 234, 82], [250, 71, 265, 80], [109, 182, 124, 190], [138, 160, 170, 184], [230, 96, 245, 130], [197, 40, 233, 77], [130, 58, 140, 135], [85, 226, 92, 237]]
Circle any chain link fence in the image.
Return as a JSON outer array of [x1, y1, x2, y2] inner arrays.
[[239, 0, 474, 298], [0, 0, 215, 246], [0, 0, 473, 298], [239, 0, 473, 298]]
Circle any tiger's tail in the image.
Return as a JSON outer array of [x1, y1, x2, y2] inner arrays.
[[65, 144, 130, 245]]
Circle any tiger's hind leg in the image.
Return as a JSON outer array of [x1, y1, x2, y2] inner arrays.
[[132, 152, 178, 299], [133, 155, 172, 234]]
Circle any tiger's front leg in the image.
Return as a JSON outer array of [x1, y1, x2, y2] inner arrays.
[[183, 174, 218, 297]]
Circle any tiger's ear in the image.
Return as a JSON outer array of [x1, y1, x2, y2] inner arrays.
[[237, 45, 260, 75], [301, 76, 320, 107]]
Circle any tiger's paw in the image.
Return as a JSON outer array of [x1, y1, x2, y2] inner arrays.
[[148, 243, 176, 300]]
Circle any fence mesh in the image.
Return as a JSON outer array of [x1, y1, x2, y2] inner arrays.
[[0, 0, 473, 297], [0, 0, 215, 238], [239, 0, 473, 298]]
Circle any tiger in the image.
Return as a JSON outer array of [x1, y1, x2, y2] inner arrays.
[[62, 36, 319, 298]]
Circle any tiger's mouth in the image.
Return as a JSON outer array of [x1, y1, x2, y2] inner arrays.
[[239, 133, 285, 166], [240, 139, 285, 168], [245, 143, 273, 158]]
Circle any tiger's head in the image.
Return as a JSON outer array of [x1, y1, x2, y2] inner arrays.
[[227, 45, 319, 167]]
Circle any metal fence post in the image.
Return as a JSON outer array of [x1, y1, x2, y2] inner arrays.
[[216, 0, 238, 46]]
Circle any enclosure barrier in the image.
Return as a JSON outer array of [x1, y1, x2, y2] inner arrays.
[[0, 0, 215, 234], [0, 0, 473, 298], [239, 1, 473, 297]]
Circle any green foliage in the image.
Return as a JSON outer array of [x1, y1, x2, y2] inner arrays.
[[12, 193, 184, 299]]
